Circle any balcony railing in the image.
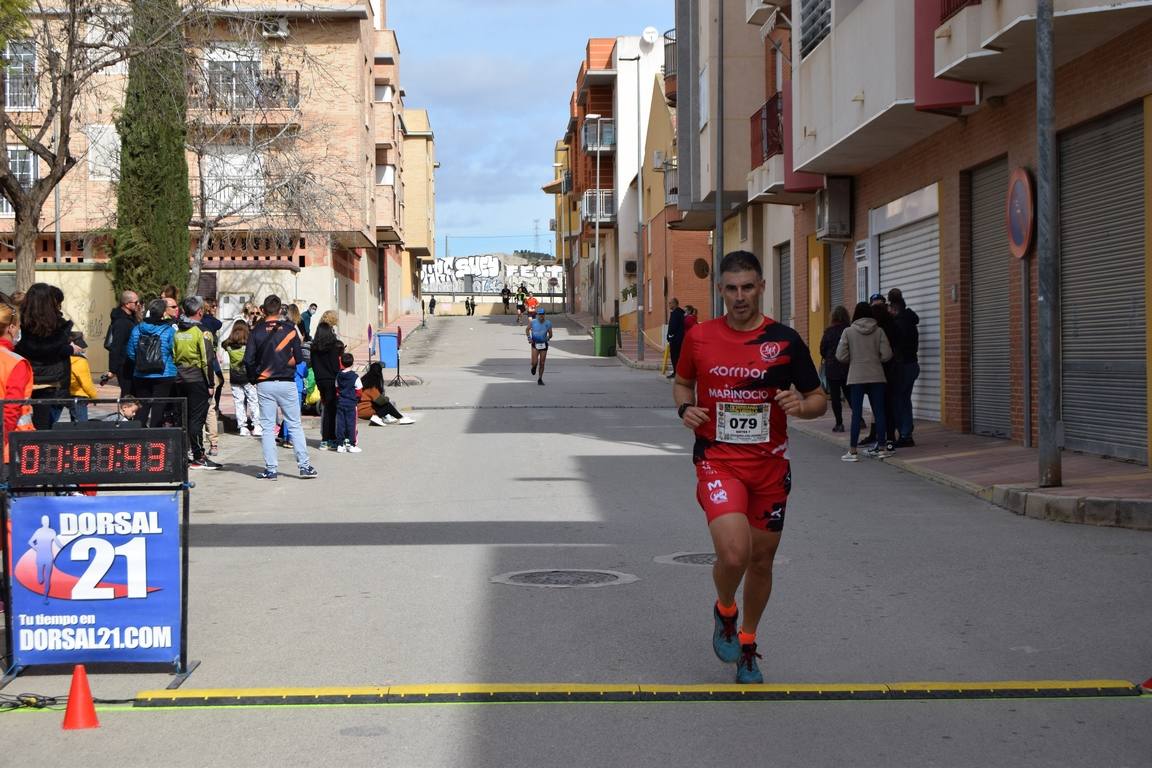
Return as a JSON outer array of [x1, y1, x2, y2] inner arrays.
[[750, 93, 783, 169], [663, 165, 678, 207], [663, 29, 676, 76], [189, 69, 300, 111], [940, 0, 980, 23], [581, 189, 615, 223], [581, 119, 616, 152]]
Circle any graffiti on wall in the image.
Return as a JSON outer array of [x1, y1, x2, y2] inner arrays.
[[421, 256, 565, 296]]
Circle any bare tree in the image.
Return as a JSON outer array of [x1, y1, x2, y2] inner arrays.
[[0, 0, 201, 290], [183, 13, 358, 297]]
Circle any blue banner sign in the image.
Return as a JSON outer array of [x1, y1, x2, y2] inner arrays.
[[8, 494, 182, 667]]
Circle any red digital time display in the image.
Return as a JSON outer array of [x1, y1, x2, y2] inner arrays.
[[7, 428, 185, 485]]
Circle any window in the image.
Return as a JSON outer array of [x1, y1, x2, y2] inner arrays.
[[374, 84, 393, 103], [203, 44, 260, 109], [85, 125, 120, 181], [799, 0, 832, 59], [84, 16, 130, 75], [0, 148, 36, 215], [4, 41, 37, 109], [202, 146, 263, 217], [375, 164, 395, 185]]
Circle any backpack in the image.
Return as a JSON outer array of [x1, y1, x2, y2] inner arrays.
[[135, 330, 165, 375]]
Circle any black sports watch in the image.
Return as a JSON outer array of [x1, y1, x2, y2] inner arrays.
[[677, 403, 692, 419]]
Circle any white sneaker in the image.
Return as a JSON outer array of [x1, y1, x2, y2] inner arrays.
[[383, 415, 399, 424], [252, 426, 263, 437], [841, 451, 859, 462], [396, 415, 414, 425], [369, 414, 386, 427], [345, 444, 363, 453], [336, 444, 348, 453], [239, 426, 251, 437]]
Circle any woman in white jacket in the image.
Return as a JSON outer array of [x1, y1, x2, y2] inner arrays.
[[835, 301, 893, 461]]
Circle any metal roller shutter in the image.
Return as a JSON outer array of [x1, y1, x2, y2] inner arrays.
[[879, 218, 941, 421], [969, 160, 1011, 437], [778, 243, 792, 325], [1059, 105, 1146, 461], [829, 242, 845, 312]]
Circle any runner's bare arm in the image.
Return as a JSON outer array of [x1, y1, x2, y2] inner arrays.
[[673, 376, 710, 428], [774, 386, 828, 419]]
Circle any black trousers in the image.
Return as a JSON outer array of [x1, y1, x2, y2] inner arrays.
[[30, 387, 65, 430], [318, 380, 338, 442], [133, 377, 175, 428], [827, 377, 849, 425], [177, 375, 210, 461], [669, 338, 683, 370], [119, 360, 135, 397], [369, 399, 404, 421]]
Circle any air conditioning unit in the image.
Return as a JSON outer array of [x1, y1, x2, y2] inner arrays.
[[652, 149, 665, 171], [815, 176, 852, 241], [261, 17, 289, 39], [624, 260, 638, 275], [854, 239, 869, 262]]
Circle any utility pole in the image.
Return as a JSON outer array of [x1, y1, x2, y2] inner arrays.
[[712, 0, 725, 319], [1036, 0, 1061, 486]]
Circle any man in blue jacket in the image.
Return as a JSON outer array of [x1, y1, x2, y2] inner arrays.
[[243, 295, 318, 481]]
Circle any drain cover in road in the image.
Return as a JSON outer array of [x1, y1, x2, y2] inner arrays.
[[654, 552, 717, 567], [491, 569, 639, 588]]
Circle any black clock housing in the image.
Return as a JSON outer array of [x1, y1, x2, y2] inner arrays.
[[7, 428, 186, 485]]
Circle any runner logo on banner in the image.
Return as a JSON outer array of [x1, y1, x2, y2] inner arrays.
[[8, 494, 182, 667]]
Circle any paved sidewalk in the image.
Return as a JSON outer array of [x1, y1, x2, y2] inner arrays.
[[557, 323, 1152, 531], [568, 311, 664, 371]]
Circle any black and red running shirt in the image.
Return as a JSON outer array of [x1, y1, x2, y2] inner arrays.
[[676, 316, 821, 462]]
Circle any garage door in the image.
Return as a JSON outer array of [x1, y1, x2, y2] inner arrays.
[[879, 217, 940, 421], [969, 160, 1011, 438], [1059, 105, 1146, 461], [778, 243, 792, 325]]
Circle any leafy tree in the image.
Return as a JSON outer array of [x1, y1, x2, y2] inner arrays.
[[111, 0, 191, 299]]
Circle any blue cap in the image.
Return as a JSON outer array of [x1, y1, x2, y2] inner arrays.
[[536, 308, 545, 315], [869, 292, 886, 303]]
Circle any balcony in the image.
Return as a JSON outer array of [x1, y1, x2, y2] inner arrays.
[[793, 0, 955, 174], [581, 190, 615, 224], [663, 29, 677, 105], [750, 93, 783, 169], [940, 0, 980, 23], [934, 0, 1152, 99], [581, 119, 616, 152], [663, 165, 678, 207], [189, 69, 300, 112]]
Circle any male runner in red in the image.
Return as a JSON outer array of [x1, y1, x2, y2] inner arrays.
[[673, 250, 827, 683]]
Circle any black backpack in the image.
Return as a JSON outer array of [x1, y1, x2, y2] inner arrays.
[[135, 331, 165, 375]]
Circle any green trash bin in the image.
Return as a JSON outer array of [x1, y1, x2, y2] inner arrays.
[[593, 324, 618, 357]]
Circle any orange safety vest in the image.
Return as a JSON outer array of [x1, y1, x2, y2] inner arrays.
[[0, 343, 34, 463]]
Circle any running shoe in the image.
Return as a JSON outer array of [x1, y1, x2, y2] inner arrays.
[[256, 469, 278, 481], [531, 365, 536, 376], [299, 465, 318, 479], [396, 415, 414, 425], [537, 379, 545, 386], [369, 415, 386, 427], [866, 443, 894, 459], [252, 426, 263, 437], [189, 458, 220, 470], [208, 445, 219, 457], [345, 444, 363, 453], [383, 415, 398, 424], [841, 451, 859, 462], [736, 643, 763, 684], [336, 444, 348, 453], [832, 423, 845, 433], [712, 604, 741, 663], [239, 427, 251, 437], [318, 440, 334, 451]]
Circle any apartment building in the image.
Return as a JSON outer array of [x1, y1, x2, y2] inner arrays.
[[0, 0, 434, 370], [400, 108, 436, 315], [672, 0, 1151, 466], [546, 34, 664, 326]]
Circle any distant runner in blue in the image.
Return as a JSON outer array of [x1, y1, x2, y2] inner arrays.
[[29, 515, 62, 602], [526, 308, 553, 386]]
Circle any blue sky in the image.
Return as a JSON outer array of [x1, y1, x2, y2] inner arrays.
[[387, 0, 674, 258]]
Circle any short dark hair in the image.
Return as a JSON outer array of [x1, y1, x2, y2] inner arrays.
[[719, 250, 763, 277], [889, 293, 906, 310], [262, 295, 282, 316], [852, 301, 873, 322], [146, 298, 169, 322], [340, 352, 354, 367]]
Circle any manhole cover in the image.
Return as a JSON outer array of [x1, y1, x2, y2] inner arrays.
[[654, 552, 716, 567], [491, 569, 639, 588]]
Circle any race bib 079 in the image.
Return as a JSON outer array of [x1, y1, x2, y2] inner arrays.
[[715, 402, 770, 444]]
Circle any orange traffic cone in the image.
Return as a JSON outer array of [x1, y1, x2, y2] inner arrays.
[[62, 664, 99, 730]]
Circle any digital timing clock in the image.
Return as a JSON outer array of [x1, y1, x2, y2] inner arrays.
[[7, 428, 186, 485]]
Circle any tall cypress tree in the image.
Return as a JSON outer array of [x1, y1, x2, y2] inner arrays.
[[112, 0, 191, 300]]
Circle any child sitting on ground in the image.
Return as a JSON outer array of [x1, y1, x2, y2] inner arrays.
[[335, 351, 362, 453]]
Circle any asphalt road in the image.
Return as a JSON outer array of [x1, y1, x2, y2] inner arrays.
[[4, 313, 1151, 767]]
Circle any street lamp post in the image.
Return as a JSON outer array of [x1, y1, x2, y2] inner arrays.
[[586, 113, 603, 322]]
